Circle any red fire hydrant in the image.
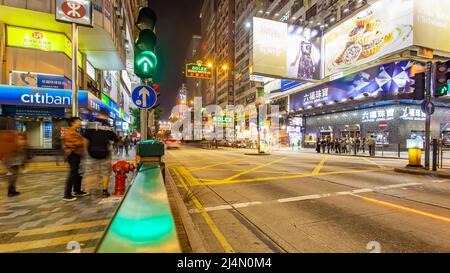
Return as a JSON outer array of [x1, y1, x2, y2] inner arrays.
[[112, 161, 135, 196]]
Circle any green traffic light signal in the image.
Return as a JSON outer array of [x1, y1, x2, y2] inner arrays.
[[134, 50, 157, 78], [437, 83, 449, 96], [134, 7, 158, 80]]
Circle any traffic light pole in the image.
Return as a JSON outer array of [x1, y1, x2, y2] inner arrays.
[[424, 62, 433, 170], [71, 23, 79, 117]]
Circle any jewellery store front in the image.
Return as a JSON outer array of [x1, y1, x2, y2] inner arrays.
[[301, 102, 450, 150]]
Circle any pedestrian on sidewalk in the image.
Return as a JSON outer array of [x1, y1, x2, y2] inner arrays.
[[367, 135, 376, 157], [3, 133, 27, 197], [62, 117, 87, 202], [361, 137, 366, 153], [124, 135, 131, 156], [334, 138, 341, 154], [316, 138, 321, 153], [355, 137, 361, 154], [82, 115, 117, 198], [116, 136, 124, 156]]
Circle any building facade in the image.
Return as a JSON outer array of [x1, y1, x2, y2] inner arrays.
[[0, 0, 143, 150]]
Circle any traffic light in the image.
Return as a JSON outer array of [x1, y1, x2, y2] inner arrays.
[[435, 61, 450, 97], [411, 72, 425, 100], [134, 7, 157, 79]]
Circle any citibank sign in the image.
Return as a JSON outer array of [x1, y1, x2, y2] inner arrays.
[[0, 85, 87, 108], [21, 90, 72, 106]]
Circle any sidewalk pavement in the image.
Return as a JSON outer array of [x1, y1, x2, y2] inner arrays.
[[0, 153, 137, 253], [0, 151, 137, 175], [394, 167, 450, 179]]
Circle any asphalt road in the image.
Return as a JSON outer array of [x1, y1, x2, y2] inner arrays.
[[166, 145, 450, 253]]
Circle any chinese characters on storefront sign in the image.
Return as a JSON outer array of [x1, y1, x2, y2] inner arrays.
[[400, 107, 426, 121], [304, 88, 329, 105], [362, 108, 395, 123]]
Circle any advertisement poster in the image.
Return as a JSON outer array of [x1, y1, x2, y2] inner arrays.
[[290, 61, 417, 110], [323, 0, 414, 77], [286, 25, 321, 80], [413, 0, 450, 53], [252, 17, 321, 80], [10, 72, 71, 89]]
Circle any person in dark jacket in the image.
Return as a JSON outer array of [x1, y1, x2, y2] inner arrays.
[[82, 116, 117, 198]]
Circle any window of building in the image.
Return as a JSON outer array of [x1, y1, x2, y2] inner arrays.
[[305, 4, 317, 21]]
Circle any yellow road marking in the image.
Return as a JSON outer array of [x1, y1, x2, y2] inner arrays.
[[0, 232, 103, 253], [201, 168, 294, 175], [222, 156, 289, 182], [192, 168, 392, 186], [172, 168, 234, 253], [177, 166, 201, 186], [189, 158, 246, 171], [358, 195, 450, 224], [311, 155, 329, 175], [10, 219, 110, 238]]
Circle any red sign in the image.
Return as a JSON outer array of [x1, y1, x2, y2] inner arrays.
[[32, 32, 43, 39], [379, 121, 388, 131], [61, 1, 86, 19]]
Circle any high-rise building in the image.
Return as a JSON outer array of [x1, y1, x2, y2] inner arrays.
[[200, 0, 235, 108], [184, 35, 203, 104], [200, 0, 217, 105]]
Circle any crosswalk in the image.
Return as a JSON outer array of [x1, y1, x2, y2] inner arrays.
[[0, 219, 110, 253]]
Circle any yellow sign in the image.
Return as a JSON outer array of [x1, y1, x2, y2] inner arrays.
[[6, 26, 83, 68]]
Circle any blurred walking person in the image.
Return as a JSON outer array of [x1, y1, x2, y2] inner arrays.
[[62, 117, 86, 202], [124, 136, 131, 156], [82, 114, 117, 198]]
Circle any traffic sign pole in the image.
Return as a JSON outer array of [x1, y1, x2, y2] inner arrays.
[[71, 22, 78, 117], [424, 62, 433, 170]]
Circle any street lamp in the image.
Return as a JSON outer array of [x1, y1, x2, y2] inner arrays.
[[221, 64, 229, 71]]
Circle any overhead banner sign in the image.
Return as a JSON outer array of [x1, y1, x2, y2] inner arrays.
[[322, 0, 414, 77], [252, 17, 321, 80], [55, 0, 93, 27], [186, 63, 213, 79], [6, 26, 83, 68]]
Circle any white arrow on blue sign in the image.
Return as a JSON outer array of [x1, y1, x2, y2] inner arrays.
[[132, 85, 157, 109], [421, 100, 435, 116]]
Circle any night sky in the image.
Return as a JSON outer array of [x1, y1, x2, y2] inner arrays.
[[149, 0, 203, 119]]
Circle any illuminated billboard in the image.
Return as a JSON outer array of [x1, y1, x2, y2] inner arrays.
[[6, 26, 83, 68], [322, 0, 414, 77], [252, 17, 321, 80], [413, 0, 450, 53], [186, 63, 213, 79]]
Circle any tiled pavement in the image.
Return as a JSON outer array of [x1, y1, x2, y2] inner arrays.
[[0, 154, 136, 253]]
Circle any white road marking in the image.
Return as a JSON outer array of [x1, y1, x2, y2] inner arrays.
[[188, 182, 428, 214]]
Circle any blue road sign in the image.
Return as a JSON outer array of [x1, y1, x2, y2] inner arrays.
[[132, 85, 157, 109], [421, 100, 435, 115]]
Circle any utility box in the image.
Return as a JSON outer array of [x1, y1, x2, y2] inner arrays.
[[136, 140, 165, 157]]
